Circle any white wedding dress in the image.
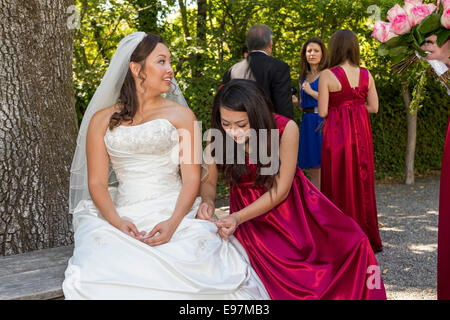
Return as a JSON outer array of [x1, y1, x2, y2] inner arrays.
[[62, 118, 270, 300]]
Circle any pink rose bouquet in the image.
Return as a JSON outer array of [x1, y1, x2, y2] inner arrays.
[[372, 0, 450, 73]]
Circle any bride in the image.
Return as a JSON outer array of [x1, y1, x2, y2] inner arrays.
[[62, 32, 269, 300]]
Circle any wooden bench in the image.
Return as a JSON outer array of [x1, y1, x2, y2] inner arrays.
[[0, 245, 73, 300], [0, 206, 230, 300]]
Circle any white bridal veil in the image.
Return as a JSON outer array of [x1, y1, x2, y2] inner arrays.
[[69, 32, 189, 214]]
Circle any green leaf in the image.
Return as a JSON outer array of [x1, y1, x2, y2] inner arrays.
[[377, 44, 390, 56], [391, 53, 408, 65], [409, 32, 426, 56], [437, 29, 450, 46], [412, 26, 424, 47], [384, 34, 410, 48], [388, 46, 409, 57], [438, 0, 444, 15], [416, 13, 441, 35]]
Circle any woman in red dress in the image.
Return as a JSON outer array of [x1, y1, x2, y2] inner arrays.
[[439, 122, 450, 300], [197, 79, 386, 299], [318, 29, 382, 253], [421, 33, 450, 300]]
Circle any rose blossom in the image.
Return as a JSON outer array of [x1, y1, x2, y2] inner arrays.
[[441, 6, 450, 28], [391, 13, 412, 34], [387, 4, 408, 22], [407, 4, 436, 26], [372, 21, 397, 43]]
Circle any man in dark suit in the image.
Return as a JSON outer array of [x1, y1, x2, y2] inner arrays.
[[222, 24, 293, 119]]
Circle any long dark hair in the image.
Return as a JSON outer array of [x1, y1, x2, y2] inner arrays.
[[109, 33, 165, 130], [211, 79, 279, 189], [299, 37, 328, 81], [328, 29, 360, 68]]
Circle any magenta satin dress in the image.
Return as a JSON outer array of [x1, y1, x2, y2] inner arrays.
[[229, 114, 386, 300], [438, 115, 450, 300], [320, 66, 383, 253]]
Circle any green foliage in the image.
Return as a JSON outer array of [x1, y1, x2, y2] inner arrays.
[[73, 0, 137, 123], [74, 0, 449, 183], [409, 65, 428, 114], [371, 71, 448, 179]]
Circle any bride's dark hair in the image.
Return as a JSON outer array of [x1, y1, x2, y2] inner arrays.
[[109, 33, 165, 130], [211, 79, 279, 190]]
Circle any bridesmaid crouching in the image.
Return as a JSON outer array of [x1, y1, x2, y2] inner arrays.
[[197, 79, 387, 300]]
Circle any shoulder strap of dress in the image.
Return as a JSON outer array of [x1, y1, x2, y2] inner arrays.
[[330, 66, 351, 90], [359, 67, 369, 90]]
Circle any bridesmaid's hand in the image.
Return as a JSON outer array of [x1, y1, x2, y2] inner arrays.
[[144, 218, 179, 246], [196, 200, 215, 222], [215, 214, 240, 239]]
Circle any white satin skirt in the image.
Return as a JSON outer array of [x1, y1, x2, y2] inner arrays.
[[62, 192, 270, 300]]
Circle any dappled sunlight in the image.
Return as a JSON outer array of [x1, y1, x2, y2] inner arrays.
[[374, 176, 439, 299], [408, 244, 437, 255], [404, 215, 430, 219], [384, 285, 435, 300], [380, 227, 405, 232], [425, 226, 438, 232]]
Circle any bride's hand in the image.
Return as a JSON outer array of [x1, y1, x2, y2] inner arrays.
[[215, 213, 240, 239], [144, 218, 179, 246], [196, 200, 215, 222], [111, 218, 144, 240]]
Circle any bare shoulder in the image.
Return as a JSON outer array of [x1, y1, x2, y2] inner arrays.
[[280, 119, 299, 150], [319, 69, 333, 81], [367, 69, 375, 86], [161, 99, 197, 129], [89, 104, 121, 133], [283, 119, 299, 135], [280, 120, 299, 145]]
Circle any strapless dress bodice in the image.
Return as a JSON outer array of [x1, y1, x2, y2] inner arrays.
[[104, 118, 182, 207]]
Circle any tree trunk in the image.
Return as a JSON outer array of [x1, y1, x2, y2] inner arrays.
[[0, 0, 78, 256], [178, 0, 191, 42], [193, 0, 207, 78], [197, 0, 207, 45], [401, 80, 417, 185]]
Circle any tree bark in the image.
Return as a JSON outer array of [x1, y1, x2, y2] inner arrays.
[[193, 0, 207, 78], [0, 0, 78, 256], [401, 80, 417, 185], [178, 0, 191, 42], [197, 0, 207, 45]]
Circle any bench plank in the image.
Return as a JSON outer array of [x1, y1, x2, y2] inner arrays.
[[0, 245, 73, 300]]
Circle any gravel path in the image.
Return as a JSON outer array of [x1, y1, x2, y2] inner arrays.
[[375, 175, 439, 300], [214, 174, 440, 300]]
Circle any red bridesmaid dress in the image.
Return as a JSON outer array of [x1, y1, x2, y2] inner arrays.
[[320, 66, 383, 253], [229, 113, 386, 300], [438, 115, 450, 300]]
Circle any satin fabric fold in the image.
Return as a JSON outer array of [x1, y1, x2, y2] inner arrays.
[[230, 114, 386, 300], [438, 114, 450, 300], [320, 67, 383, 253]]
